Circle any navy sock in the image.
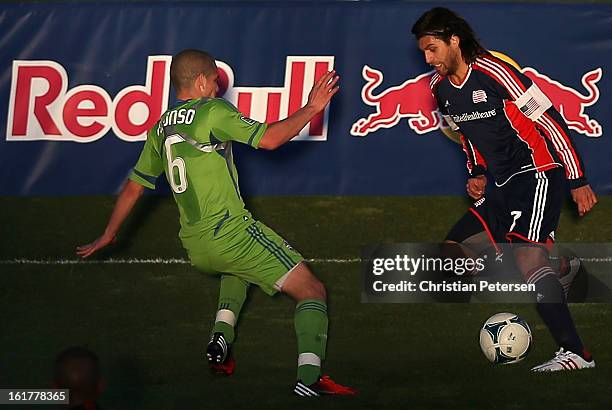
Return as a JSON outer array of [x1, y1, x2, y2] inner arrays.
[[528, 267, 585, 357]]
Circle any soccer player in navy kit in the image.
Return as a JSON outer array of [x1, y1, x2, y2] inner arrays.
[[412, 8, 597, 371]]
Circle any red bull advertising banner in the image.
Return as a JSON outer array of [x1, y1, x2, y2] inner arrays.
[[1, 2, 610, 195]]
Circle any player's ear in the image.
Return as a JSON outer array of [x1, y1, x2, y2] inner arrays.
[[197, 73, 207, 93], [450, 35, 460, 47]]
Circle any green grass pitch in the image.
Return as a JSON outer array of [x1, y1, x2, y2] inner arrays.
[[1, 196, 611, 409]]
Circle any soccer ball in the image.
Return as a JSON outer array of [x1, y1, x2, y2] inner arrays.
[[479, 312, 532, 364]]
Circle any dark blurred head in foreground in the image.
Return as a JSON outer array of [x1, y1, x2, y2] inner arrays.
[[54, 346, 104, 409]]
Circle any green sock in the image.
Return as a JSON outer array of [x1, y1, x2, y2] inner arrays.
[[295, 299, 328, 385], [211, 275, 248, 344]]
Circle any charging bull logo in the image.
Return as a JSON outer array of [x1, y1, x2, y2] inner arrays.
[[6, 55, 334, 142], [350, 66, 441, 136], [351, 59, 603, 138]]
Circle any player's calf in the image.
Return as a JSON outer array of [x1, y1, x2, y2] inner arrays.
[[517, 246, 591, 362], [279, 263, 355, 396]]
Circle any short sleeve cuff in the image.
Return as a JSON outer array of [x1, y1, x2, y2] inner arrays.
[[249, 122, 268, 149], [129, 168, 157, 190]]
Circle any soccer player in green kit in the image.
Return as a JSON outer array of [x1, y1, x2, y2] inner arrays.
[[77, 49, 355, 397]]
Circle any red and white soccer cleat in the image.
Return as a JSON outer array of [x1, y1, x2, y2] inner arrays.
[[293, 374, 357, 397], [531, 348, 595, 372], [206, 332, 235, 376], [209, 353, 235, 376]]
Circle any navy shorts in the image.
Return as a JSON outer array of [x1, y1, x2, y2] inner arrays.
[[446, 167, 565, 248]]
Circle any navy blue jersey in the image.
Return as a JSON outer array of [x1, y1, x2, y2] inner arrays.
[[431, 54, 587, 189]]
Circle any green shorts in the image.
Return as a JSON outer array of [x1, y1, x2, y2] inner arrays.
[[182, 216, 304, 295]]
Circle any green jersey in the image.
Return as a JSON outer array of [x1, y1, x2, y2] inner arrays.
[[129, 98, 267, 234]]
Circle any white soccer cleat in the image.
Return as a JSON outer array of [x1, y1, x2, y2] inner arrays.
[[531, 348, 595, 372]]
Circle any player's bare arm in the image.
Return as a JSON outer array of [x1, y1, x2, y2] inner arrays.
[[466, 175, 486, 200], [259, 70, 339, 150], [76, 179, 144, 258]]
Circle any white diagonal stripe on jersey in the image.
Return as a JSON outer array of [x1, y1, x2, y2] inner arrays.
[[535, 116, 577, 179], [537, 116, 577, 178], [476, 58, 522, 99], [538, 115, 580, 178], [478, 57, 527, 97]]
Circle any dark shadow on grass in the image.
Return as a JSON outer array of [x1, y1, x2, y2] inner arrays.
[[103, 357, 145, 409], [91, 194, 166, 259]]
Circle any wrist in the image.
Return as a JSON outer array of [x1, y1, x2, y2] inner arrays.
[[103, 228, 117, 239], [569, 176, 588, 190], [302, 104, 319, 117]]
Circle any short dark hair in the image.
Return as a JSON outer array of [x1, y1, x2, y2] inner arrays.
[[411, 7, 488, 63], [170, 49, 217, 92], [54, 346, 100, 394]]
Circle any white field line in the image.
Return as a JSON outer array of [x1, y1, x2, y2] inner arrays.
[[0, 257, 362, 265]]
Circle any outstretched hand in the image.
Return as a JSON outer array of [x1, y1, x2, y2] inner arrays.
[[76, 234, 116, 259], [306, 70, 340, 112], [571, 184, 597, 216]]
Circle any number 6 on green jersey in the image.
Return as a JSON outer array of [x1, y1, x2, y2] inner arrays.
[[164, 134, 188, 194]]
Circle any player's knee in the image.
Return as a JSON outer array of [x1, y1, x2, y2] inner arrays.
[[513, 245, 549, 277], [298, 277, 326, 301], [281, 267, 322, 300], [312, 279, 327, 301]]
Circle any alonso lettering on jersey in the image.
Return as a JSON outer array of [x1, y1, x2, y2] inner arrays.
[[156, 108, 196, 136]]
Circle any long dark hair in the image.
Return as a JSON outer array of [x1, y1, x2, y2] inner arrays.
[[411, 7, 488, 63]]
